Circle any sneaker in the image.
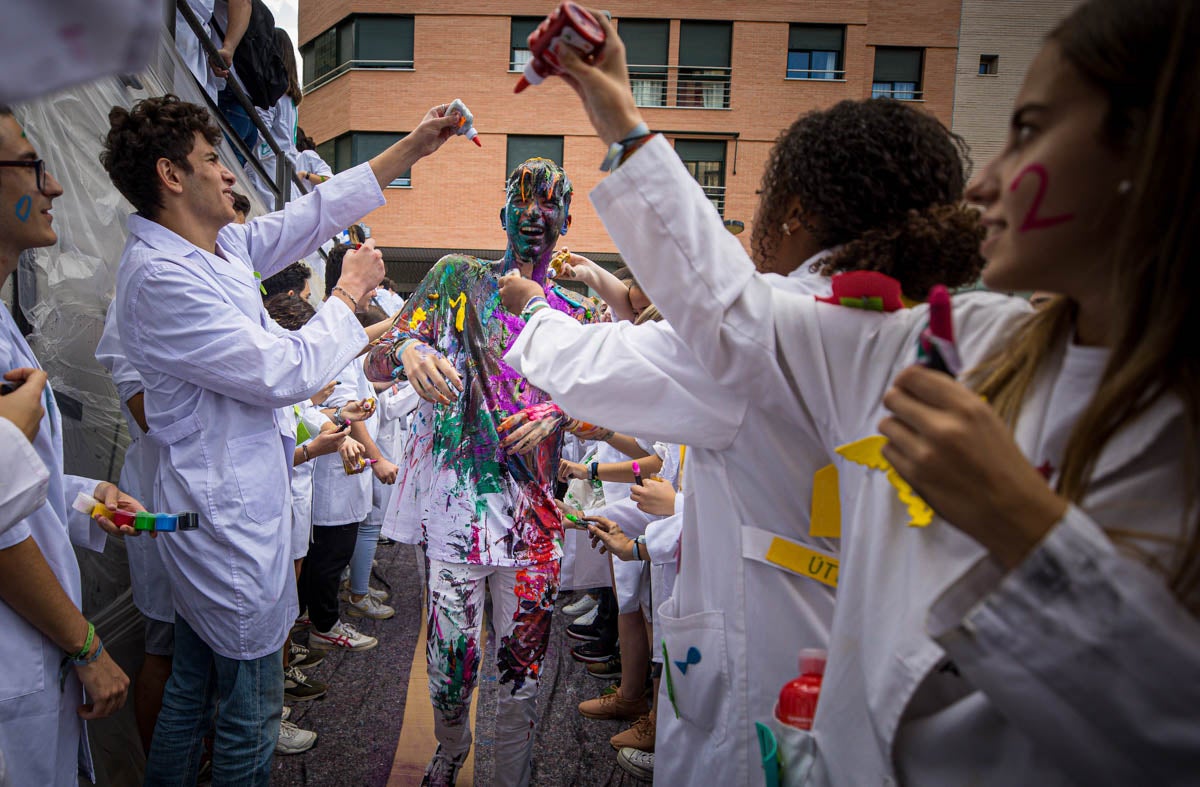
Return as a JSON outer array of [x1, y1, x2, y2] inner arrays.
[[563, 593, 598, 617], [377, 536, 396, 546], [346, 593, 396, 620], [571, 638, 617, 663], [284, 665, 328, 702], [571, 604, 599, 628], [421, 744, 466, 787], [616, 747, 654, 780], [567, 615, 611, 643], [339, 580, 390, 603], [281, 706, 292, 722], [289, 641, 325, 669], [308, 620, 378, 652], [291, 613, 311, 633], [579, 690, 650, 721], [276, 719, 317, 755], [586, 654, 622, 679], [610, 709, 656, 751]]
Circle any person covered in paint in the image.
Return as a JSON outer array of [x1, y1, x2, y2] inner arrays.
[[364, 157, 603, 787]]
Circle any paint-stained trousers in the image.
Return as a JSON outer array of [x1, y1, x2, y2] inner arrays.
[[426, 557, 559, 787]]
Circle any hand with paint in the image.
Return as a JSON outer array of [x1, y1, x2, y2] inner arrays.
[[398, 340, 463, 405], [310, 379, 337, 407], [334, 238, 385, 307], [372, 457, 399, 485], [499, 402, 565, 455], [552, 9, 646, 146], [498, 274, 545, 316], [0, 367, 48, 442], [563, 417, 615, 442], [91, 480, 146, 538], [584, 515, 636, 561], [631, 476, 675, 517], [557, 459, 588, 482], [554, 498, 587, 528], [305, 424, 348, 459], [339, 435, 366, 468], [879, 365, 1067, 569], [335, 397, 375, 422]]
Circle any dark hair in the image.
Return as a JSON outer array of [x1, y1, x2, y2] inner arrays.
[[296, 127, 316, 152], [0, 105, 12, 117], [231, 191, 251, 216], [264, 293, 315, 331], [262, 261, 311, 299], [505, 157, 573, 215], [100, 95, 221, 219], [275, 28, 303, 106], [356, 305, 388, 329], [753, 99, 982, 297], [324, 243, 350, 299], [380, 277, 397, 292]]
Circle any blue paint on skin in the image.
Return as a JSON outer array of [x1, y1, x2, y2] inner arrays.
[[15, 195, 31, 222]]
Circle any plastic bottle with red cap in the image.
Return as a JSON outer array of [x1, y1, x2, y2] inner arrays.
[[514, 2, 606, 93], [776, 648, 826, 730]]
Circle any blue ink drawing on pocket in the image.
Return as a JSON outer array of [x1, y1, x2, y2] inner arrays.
[[675, 646, 702, 675]]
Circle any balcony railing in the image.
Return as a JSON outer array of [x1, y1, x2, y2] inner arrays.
[[629, 64, 732, 110], [785, 68, 846, 80], [305, 59, 416, 93], [701, 185, 726, 216]]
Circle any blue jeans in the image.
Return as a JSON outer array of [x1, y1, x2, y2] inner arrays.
[[217, 86, 259, 166], [143, 616, 283, 786], [350, 519, 382, 595]]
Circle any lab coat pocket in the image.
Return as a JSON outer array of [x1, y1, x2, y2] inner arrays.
[[0, 607, 43, 702], [226, 429, 287, 525], [758, 712, 817, 787], [658, 606, 730, 744]]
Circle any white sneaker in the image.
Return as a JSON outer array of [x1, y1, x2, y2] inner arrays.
[[572, 604, 599, 627], [276, 719, 317, 755], [339, 580, 390, 603], [281, 706, 292, 722], [308, 620, 378, 652], [346, 593, 396, 620], [563, 593, 598, 617], [616, 747, 654, 780]]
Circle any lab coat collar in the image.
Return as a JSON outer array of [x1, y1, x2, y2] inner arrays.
[[127, 213, 254, 288], [789, 248, 838, 278]]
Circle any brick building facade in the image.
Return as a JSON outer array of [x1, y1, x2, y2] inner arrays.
[[297, 1, 964, 290]]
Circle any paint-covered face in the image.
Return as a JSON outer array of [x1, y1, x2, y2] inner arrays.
[[967, 42, 1130, 298], [0, 116, 64, 252], [500, 158, 572, 270]]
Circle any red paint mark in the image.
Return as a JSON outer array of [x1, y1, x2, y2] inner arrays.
[[1036, 461, 1054, 480], [1010, 163, 1075, 232]]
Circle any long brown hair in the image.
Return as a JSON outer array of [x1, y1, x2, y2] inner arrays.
[[967, 0, 1200, 610], [276, 28, 303, 105]]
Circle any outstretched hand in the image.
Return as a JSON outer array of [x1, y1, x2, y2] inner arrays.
[[879, 365, 1067, 568], [407, 103, 468, 160], [499, 403, 565, 455], [553, 10, 646, 146], [585, 515, 636, 561], [91, 481, 146, 538]]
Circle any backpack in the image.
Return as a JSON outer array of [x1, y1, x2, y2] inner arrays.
[[213, 0, 288, 109]]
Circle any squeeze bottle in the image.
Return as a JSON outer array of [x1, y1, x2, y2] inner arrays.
[[447, 99, 482, 147], [776, 649, 826, 730], [514, 2, 606, 93]]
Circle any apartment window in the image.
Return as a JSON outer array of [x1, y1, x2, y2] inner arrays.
[[871, 47, 923, 100], [979, 54, 999, 75], [787, 25, 844, 80], [506, 135, 565, 176], [317, 132, 411, 187], [301, 15, 414, 90], [678, 21, 732, 109], [621, 19, 670, 107], [511, 17, 540, 72], [675, 139, 726, 215]]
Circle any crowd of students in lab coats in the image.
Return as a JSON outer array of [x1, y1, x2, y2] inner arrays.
[[3, 0, 1200, 783]]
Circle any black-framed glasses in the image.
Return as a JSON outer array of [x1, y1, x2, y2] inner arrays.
[[0, 159, 47, 193]]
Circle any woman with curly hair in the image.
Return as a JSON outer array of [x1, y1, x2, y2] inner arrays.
[[497, 97, 988, 784], [550, 0, 1199, 783]]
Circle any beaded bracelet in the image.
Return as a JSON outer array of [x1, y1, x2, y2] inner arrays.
[[521, 296, 550, 322]]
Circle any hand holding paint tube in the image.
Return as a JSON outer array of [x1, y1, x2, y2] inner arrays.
[[917, 285, 962, 377], [631, 460, 644, 486], [447, 99, 482, 147], [513, 2, 607, 93]]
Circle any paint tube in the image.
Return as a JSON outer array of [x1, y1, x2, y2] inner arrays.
[[514, 2, 606, 93], [447, 99, 482, 147]]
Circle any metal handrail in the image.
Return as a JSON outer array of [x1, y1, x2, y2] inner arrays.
[[304, 59, 415, 93], [174, 0, 311, 211], [627, 64, 733, 110]]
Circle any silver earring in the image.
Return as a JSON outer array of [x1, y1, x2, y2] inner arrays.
[[781, 222, 792, 237], [1117, 179, 1132, 195]]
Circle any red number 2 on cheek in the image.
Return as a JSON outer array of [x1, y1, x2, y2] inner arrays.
[[1010, 163, 1076, 232]]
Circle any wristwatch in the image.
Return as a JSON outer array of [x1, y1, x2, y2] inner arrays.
[[589, 461, 600, 481]]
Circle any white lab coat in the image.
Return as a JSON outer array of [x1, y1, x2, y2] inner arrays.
[[95, 305, 174, 623], [506, 262, 837, 786], [588, 134, 1200, 784], [367, 380, 418, 527], [0, 419, 49, 536], [114, 162, 381, 660], [0, 309, 107, 786], [310, 359, 373, 528], [277, 401, 329, 560]]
